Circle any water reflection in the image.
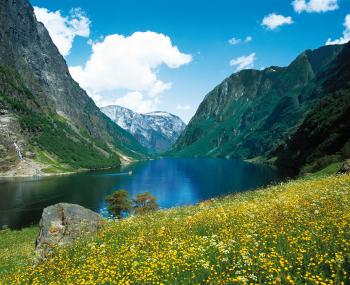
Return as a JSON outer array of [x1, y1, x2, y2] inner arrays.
[[0, 158, 291, 229]]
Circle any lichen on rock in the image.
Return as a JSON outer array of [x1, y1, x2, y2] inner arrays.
[[35, 203, 103, 263]]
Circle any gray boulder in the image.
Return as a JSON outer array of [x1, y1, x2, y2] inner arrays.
[[339, 159, 350, 174], [35, 203, 103, 262]]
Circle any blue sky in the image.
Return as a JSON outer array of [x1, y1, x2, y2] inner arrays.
[[30, 0, 350, 122]]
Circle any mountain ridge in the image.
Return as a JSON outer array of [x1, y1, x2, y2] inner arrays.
[[172, 43, 349, 174], [0, 0, 148, 175], [101, 105, 186, 153]]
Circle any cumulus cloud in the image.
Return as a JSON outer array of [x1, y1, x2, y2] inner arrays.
[[34, 7, 90, 56], [69, 31, 192, 112], [292, 0, 338, 13], [176, 104, 192, 111], [261, 13, 294, 30], [230, 53, 256, 71], [228, 36, 253, 45], [326, 14, 350, 45], [109, 92, 158, 114]]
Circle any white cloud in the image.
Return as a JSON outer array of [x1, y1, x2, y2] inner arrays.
[[261, 13, 294, 30], [107, 92, 157, 114], [245, 36, 253, 43], [148, 81, 172, 97], [34, 7, 90, 56], [69, 31, 192, 112], [326, 14, 350, 45], [176, 104, 191, 111], [228, 36, 253, 45], [228, 37, 241, 45], [292, 0, 338, 13], [230, 53, 256, 71]]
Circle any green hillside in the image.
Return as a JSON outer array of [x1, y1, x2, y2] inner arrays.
[[0, 65, 147, 173], [171, 43, 349, 174], [275, 43, 350, 174], [0, 0, 148, 174]]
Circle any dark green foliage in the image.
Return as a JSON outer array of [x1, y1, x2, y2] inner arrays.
[[105, 190, 132, 219], [133, 192, 160, 215], [274, 43, 350, 174], [275, 89, 350, 174]]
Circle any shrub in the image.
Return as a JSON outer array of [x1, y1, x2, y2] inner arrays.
[[133, 192, 159, 215], [105, 190, 132, 219]]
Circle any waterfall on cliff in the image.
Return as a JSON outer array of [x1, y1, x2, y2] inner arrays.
[[14, 142, 23, 160]]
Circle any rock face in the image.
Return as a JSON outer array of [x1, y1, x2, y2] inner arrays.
[[339, 160, 350, 174], [101, 105, 186, 153], [0, 111, 25, 172], [35, 203, 103, 261], [0, 0, 147, 174]]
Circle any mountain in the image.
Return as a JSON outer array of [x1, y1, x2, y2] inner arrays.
[[172, 43, 349, 173], [101, 105, 186, 153], [274, 43, 350, 174], [0, 0, 147, 175]]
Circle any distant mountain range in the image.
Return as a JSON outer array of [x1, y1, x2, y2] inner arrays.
[[172, 43, 350, 174], [0, 0, 147, 175], [101, 105, 186, 153]]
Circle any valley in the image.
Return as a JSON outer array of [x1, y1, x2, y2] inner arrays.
[[1, 0, 350, 283]]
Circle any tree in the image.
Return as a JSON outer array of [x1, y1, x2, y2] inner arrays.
[[133, 192, 159, 215], [105, 190, 132, 219]]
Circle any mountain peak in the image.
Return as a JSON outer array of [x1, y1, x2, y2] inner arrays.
[[101, 105, 186, 153], [172, 42, 349, 164], [0, 0, 147, 174]]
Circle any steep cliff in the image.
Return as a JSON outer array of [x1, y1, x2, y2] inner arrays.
[[275, 43, 350, 174], [172, 44, 344, 165], [0, 0, 147, 175]]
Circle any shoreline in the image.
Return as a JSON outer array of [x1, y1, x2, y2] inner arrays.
[[0, 157, 148, 179]]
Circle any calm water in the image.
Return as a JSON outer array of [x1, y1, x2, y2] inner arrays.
[[0, 158, 291, 229]]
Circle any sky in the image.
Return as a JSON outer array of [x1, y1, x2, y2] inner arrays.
[[30, 0, 350, 123]]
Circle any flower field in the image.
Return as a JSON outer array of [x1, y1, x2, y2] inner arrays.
[[3, 174, 350, 284]]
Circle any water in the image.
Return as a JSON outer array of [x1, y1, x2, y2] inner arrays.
[[0, 158, 291, 229]]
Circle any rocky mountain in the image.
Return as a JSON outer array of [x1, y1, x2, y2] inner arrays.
[[101, 105, 186, 153], [0, 0, 147, 175], [172, 43, 349, 174], [274, 43, 350, 174]]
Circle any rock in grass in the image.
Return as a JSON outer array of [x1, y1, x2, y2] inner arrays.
[[339, 160, 350, 174], [35, 203, 103, 262]]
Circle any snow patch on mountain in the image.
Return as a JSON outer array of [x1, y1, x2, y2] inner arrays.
[[101, 105, 186, 153]]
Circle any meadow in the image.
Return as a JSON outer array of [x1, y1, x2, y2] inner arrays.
[[1, 174, 350, 284]]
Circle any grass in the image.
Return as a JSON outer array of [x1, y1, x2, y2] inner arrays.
[[33, 147, 74, 173], [0, 227, 38, 277], [1, 174, 350, 284], [304, 161, 344, 179]]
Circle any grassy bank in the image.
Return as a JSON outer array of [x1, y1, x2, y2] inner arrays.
[[2, 174, 350, 284], [0, 227, 37, 277]]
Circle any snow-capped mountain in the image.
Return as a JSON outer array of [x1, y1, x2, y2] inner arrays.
[[101, 105, 186, 153]]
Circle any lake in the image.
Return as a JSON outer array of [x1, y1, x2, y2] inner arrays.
[[0, 158, 291, 229]]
